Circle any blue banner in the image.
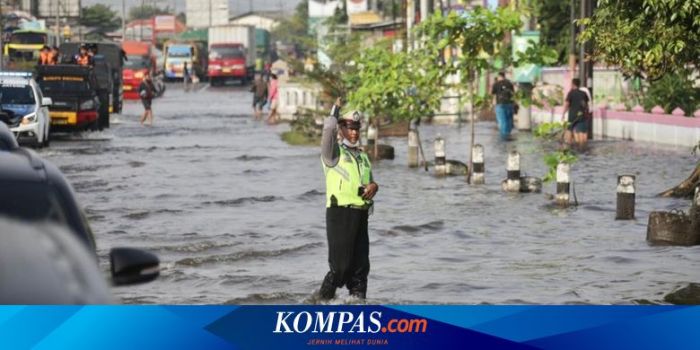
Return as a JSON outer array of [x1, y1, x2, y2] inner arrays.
[[1, 306, 699, 349]]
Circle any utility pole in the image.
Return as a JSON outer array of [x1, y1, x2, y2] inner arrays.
[[122, 0, 126, 41], [55, 0, 60, 43], [140, 0, 145, 40]]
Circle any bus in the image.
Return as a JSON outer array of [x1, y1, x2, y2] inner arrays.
[[4, 29, 58, 68]]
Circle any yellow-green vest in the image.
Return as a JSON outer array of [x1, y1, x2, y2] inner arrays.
[[323, 145, 372, 208]]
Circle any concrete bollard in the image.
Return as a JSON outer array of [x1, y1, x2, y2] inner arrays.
[[555, 163, 570, 207], [616, 175, 636, 220], [647, 211, 699, 246], [691, 187, 700, 235], [471, 144, 485, 184], [408, 130, 419, 168], [434, 136, 446, 176], [367, 124, 378, 147], [503, 151, 520, 192]]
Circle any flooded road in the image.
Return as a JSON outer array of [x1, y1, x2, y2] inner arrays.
[[38, 84, 700, 304]]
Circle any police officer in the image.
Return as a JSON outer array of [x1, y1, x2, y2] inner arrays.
[[38, 46, 51, 65], [74, 44, 93, 66], [318, 98, 379, 300]]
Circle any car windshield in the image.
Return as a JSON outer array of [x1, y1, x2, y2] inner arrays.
[[0, 85, 34, 105], [210, 46, 244, 59], [125, 55, 150, 69], [10, 33, 46, 45], [38, 77, 91, 94], [0, 182, 67, 224], [168, 46, 192, 58]]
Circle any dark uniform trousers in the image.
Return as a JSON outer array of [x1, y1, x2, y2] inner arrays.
[[320, 206, 370, 299]]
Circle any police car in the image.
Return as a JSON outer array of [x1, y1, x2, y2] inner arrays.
[[0, 72, 52, 148]]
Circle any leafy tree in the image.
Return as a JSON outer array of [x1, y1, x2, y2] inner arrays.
[[642, 69, 700, 115], [579, 0, 700, 81], [271, 0, 311, 54], [129, 4, 170, 21], [345, 43, 446, 157], [534, 0, 573, 65], [80, 4, 121, 34]]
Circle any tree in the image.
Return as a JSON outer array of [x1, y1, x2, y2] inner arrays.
[[534, 0, 573, 65], [579, 0, 700, 81], [80, 4, 121, 35], [271, 0, 310, 55], [129, 4, 170, 21], [581, 1, 700, 197]]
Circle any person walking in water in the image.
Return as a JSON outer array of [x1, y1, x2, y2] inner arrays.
[[139, 70, 156, 126], [250, 74, 267, 119], [266, 74, 279, 124], [562, 78, 591, 149], [183, 62, 191, 92], [491, 71, 515, 140], [318, 98, 379, 300]]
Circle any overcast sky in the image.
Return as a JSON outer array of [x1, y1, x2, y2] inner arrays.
[[82, 0, 302, 17]]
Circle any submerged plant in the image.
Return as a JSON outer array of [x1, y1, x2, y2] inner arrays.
[[533, 121, 568, 140], [542, 150, 578, 183]]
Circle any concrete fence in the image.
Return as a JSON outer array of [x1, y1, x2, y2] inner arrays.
[[278, 81, 323, 121], [531, 105, 700, 148]]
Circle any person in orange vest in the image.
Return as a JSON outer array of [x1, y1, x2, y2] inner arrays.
[[73, 44, 93, 66], [38, 46, 52, 65], [49, 46, 60, 65]]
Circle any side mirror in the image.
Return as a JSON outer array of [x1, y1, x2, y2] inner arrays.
[[41, 97, 52, 106], [110, 247, 160, 286]]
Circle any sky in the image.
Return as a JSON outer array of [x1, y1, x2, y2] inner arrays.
[[82, 0, 303, 17]]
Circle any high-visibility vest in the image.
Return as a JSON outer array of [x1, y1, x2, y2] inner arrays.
[[76, 54, 90, 66], [49, 52, 58, 65], [323, 145, 372, 208], [39, 51, 51, 65]]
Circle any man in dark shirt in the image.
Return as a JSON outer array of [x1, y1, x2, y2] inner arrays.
[[561, 78, 591, 148], [250, 74, 267, 119], [491, 71, 515, 140]]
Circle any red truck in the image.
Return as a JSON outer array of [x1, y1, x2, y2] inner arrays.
[[122, 41, 156, 100], [207, 26, 256, 86]]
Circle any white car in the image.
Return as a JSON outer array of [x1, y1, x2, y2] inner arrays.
[[0, 72, 52, 148]]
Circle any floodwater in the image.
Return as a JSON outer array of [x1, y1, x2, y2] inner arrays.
[[38, 83, 700, 304]]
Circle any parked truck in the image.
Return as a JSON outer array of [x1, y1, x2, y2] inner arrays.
[[207, 25, 256, 86], [122, 41, 156, 100]]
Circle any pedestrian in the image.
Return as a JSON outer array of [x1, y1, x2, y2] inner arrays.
[[50, 46, 60, 64], [73, 44, 93, 66], [183, 62, 191, 92], [266, 73, 279, 124], [317, 98, 379, 300], [38, 46, 51, 65], [491, 71, 515, 140], [250, 74, 267, 119], [139, 70, 156, 126], [561, 78, 591, 149]]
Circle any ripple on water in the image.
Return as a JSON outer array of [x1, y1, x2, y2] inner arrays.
[[203, 195, 283, 207], [175, 242, 322, 267]]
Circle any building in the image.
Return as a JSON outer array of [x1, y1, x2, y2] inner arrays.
[[229, 11, 285, 32]]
